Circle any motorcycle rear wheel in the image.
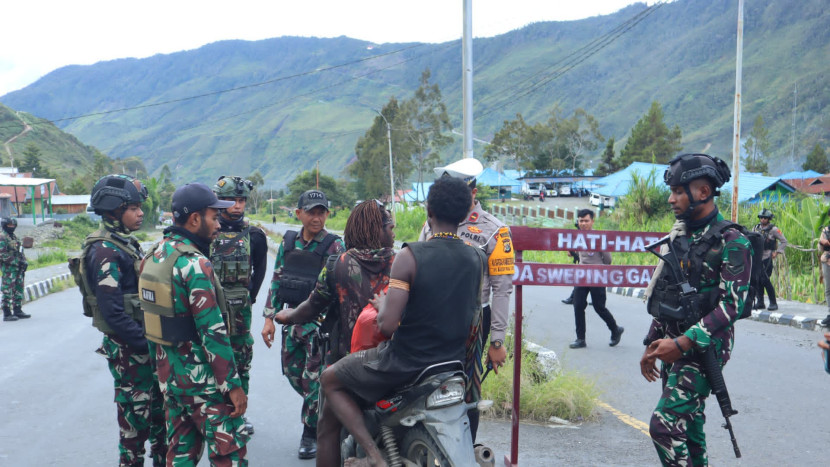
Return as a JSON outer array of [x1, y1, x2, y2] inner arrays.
[[401, 426, 451, 466]]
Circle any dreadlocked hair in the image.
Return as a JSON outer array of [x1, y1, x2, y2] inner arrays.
[[344, 200, 387, 250]]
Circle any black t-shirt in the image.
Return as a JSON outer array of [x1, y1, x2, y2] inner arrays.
[[371, 238, 484, 373]]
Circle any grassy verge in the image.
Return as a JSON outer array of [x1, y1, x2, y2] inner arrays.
[[47, 278, 72, 293], [481, 334, 599, 423], [30, 250, 69, 269]]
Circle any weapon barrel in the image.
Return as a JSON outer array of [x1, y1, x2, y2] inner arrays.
[[702, 345, 741, 458]]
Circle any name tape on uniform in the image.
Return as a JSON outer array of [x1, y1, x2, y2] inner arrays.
[[511, 226, 667, 253], [513, 263, 656, 288]]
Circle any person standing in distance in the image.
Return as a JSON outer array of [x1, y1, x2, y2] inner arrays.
[[260, 189, 345, 459], [568, 209, 624, 349], [418, 157, 513, 441], [0, 217, 30, 321], [210, 176, 268, 434], [819, 218, 830, 327], [641, 154, 752, 466], [140, 183, 249, 465], [75, 175, 166, 466], [752, 209, 787, 311]]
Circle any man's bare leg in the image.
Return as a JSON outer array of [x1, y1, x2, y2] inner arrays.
[[315, 397, 341, 467], [321, 368, 388, 467]]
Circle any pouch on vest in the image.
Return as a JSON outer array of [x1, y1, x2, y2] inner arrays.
[[220, 284, 248, 336], [70, 229, 144, 334], [140, 243, 201, 346], [276, 231, 338, 307], [211, 228, 251, 286]]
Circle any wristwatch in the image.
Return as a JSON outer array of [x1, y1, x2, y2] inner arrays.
[[491, 339, 504, 349]]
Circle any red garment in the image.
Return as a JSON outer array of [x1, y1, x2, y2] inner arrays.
[[350, 287, 390, 352]]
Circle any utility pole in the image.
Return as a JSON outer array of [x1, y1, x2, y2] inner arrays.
[[374, 109, 397, 224], [730, 0, 744, 222], [462, 0, 473, 159], [791, 82, 797, 165]]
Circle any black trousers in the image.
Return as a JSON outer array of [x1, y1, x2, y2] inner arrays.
[[757, 257, 777, 304], [573, 286, 618, 340]]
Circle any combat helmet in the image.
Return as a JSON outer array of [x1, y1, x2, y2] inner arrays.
[[1, 217, 17, 234], [213, 176, 253, 199], [663, 153, 731, 219], [758, 208, 774, 220], [90, 174, 148, 215]]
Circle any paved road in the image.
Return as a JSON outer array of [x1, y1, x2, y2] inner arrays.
[[3, 244, 828, 465]]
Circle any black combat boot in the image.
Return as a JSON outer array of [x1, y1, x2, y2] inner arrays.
[[3, 305, 18, 322], [12, 305, 30, 319], [298, 424, 317, 459]]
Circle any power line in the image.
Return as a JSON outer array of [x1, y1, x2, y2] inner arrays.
[[475, 2, 665, 120]]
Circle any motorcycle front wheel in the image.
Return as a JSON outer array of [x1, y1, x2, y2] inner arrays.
[[401, 426, 451, 466]]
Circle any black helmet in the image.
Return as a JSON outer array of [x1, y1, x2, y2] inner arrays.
[[90, 174, 148, 214], [758, 209, 774, 220], [1, 217, 17, 233], [663, 154, 731, 220], [663, 153, 731, 189]]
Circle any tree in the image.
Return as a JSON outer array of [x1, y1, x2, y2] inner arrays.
[[246, 170, 265, 214], [482, 113, 532, 171], [802, 144, 830, 174], [286, 169, 354, 209], [742, 115, 771, 174], [554, 107, 603, 175], [115, 156, 149, 179], [619, 101, 682, 166], [89, 150, 114, 181], [595, 137, 620, 176], [349, 97, 413, 200], [19, 143, 51, 178], [400, 69, 453, 195]]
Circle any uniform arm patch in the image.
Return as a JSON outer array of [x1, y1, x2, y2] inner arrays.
[[488, 226, 515, 276]]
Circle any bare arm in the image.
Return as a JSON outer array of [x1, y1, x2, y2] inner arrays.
[[377, 246, 416, 337]]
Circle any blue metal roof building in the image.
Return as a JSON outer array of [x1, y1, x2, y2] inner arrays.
[[592, 162, 796, 204]]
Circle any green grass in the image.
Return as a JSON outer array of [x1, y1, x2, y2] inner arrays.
[[481, 333, 599, 423], [42, 215, 98, 251], [47, 278, 72, 293], [30, 250, 69, 269]]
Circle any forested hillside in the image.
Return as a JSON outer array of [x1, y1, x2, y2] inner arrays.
[[1, 0, 827, 187]]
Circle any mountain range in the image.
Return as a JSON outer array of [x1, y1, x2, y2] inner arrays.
[[1, 0, 827, 188]]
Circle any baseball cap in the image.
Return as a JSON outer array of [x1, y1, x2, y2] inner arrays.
[[172, 183, 235, 220], [297, 190, 329, 211]]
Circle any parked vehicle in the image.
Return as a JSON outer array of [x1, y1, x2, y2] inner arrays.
[[559, 185, 572, 196], [589, 192, 615, 208], [340, 361, 495, 466]]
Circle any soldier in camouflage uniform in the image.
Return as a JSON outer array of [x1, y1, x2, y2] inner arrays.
[[210, 176, 268, 434], [641, 154, 752, 466], [77, 175, 165, 466], [260, 190, 344, 459], [140, 183, 248, 466], [0, 217, 30, 321]]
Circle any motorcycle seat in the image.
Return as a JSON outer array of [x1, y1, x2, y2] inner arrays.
[[400, 360, 465, 390]]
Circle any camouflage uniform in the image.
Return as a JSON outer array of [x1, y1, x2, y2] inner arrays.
[[262, 229, 344, 430], [210, 219, 268, 395], [644, 212, 752, 466], [0, 229, 26, 311], [85, 218, 166, 466], [143, 228, 249, 466], [752, 221, 787, 308]]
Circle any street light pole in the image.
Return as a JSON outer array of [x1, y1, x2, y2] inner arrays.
[[374, 109, 397, 224]]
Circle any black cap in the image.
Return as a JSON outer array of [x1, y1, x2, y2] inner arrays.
[[297, 190, 329, 211], [172, 183, 235, 220]]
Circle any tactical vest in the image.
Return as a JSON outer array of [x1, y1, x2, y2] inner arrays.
[[69, 229, 143, 334], [756, 224, 777, 252], [210, 226, 252, 336], [140, 240, 232, 345], [648, 220, 760, 331], [275, 230, 339, 307]]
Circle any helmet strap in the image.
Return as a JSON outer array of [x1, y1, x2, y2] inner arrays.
[[677, 184, 714, 220]]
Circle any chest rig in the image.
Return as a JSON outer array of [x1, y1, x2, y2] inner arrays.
[[276, 230, 338, 307], [210, 226, 252, 335], [69, 229, 144, 334]]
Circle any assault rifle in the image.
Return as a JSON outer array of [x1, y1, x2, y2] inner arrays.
[[644, 236, 701, 321], [702, 345, 742, 458]]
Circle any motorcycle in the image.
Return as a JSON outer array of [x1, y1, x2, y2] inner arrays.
[[340, 360, 495, 466]]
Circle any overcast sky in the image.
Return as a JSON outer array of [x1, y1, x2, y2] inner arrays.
[[0, 0, 658, 97]]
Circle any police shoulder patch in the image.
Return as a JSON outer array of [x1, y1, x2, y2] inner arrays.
[[468, 212, 479, 222]]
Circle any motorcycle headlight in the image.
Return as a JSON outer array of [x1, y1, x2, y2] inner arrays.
[[426, 377, 466, 409]]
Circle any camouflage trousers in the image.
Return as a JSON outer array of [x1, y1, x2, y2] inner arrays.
[[0, 262, 25, 308], [164, 391, 249, 467], [229, 302, 254, 395], [650, 355, 715, 467], [97, 335, 167, 467], [281, 323, 322, 429]]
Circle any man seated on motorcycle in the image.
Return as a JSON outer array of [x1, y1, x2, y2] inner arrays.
[[317, 176, 486, 467]]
